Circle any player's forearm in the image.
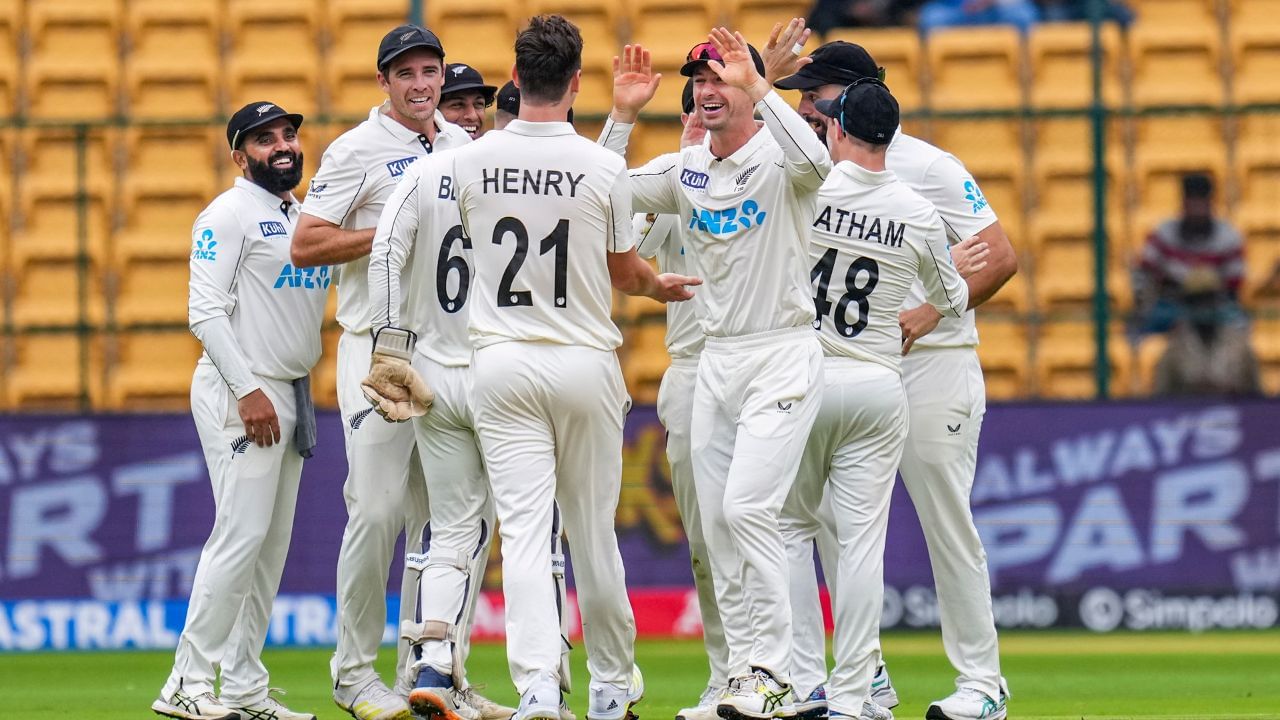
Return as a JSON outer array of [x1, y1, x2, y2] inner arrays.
[[757, 90, 831, 185], [598, 117, 634, 158], [608, 251, 661, 298], [292, 217, 375, 267], [962, 224, 1018, 308], [367, 242, 407, 330], [190, 316, 260, 398]]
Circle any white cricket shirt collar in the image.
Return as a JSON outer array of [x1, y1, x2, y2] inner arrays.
[[502, 120, 576, 137], [373, 101, 452, 147], [234, 176, 299, 211], [833, 160, 896, 186]]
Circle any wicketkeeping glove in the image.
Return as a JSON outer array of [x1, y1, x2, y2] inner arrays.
[[361, 327, 434, 422]]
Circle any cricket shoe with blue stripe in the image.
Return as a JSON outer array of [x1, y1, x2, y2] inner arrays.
[[409, 666, 478, 720], [588, 664, 644, 720], [334, 678, 412, 720], [924, 687, 1006, 720], [225, 690, 316, 720], [152, 688, 239, 720], [677, 685, 727, 720], [869, 666, 897, 710], [716, 668, 796, 720], [793, 685, 827, 720]]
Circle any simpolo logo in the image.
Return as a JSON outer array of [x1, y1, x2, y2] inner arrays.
[[680, 168, 709, 190]]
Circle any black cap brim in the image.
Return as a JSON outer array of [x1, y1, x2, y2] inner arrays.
[[231, 112, 304, 149], [380, 43, 445, 71], [443, 82, 499, 105], [774, 68, 830, 91], [813, 98, 840, 119]]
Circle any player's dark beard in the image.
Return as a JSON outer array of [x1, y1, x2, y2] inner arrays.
[[804, 114, 827, 145], [247, 150, 304, 194]]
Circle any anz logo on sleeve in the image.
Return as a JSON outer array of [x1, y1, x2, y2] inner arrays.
[[688, 199, 768, 237], [274, 263, 332, 291]]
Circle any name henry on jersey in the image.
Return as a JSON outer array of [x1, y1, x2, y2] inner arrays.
[[813, 205, 906, 248], [481, 167, 586, 197]]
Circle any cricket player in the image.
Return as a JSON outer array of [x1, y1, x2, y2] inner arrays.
[[629, 80, 728, 720], [774, 40, 1019, 720], [405, 15, 696, 720], [439, 63, 497, 139], [800, 78, 972, 720], [153, 101, 322, 720], [290, 24, 506, 720], [603, 26, 832, 719]]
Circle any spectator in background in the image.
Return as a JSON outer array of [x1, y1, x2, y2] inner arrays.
[[808, 0, 923, 35], [1153, 267, 1261, 396], [1133, 173, 1246, 334], [918, 0, 1040, 34], [1036, 0, 1134, 25]]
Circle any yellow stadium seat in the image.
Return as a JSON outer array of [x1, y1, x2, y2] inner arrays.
[[0, 128, 12, 231], [927, 26, 1023, 110], [0, 0, 19, 117], [1131, 116, 1227, 231], [114, 258, 190, 326], [1027, 22, 1122, 109], [629, 121, 686, 163], [1129, 0, 1219, 27], [980, 267, 1032, 315], [25, 0, 121, 119], [11, 259, 106, 329], [105, 330, 200, 409], [427, 0, 521, 83], [312, 327, 340, 408], [527, 0, 622, 115], [124, 0, 221, 118], [622, 322, 670, 404], [117, 128, 219, 263], [1255, 318, 1280, 394], [1229, 0, 1280, 32], [1035, 321, 1132, 399], [975, 319, 1030, 399], [1129, 24, 1223, 107], [930, 118, 1026, 241], [824, 28, 923, 111], [613, 288, 668, 325], [724, 0, 810, 49], [628, 0, 722, 114], [1230, 23, 1280, 104], [5, 332, 104, 409], [1031, 144, 1126, 254], [326, 0, 409, 117], [1240, 214, 1280, 302], [12, 129, 116, 267], [1030, 221, 1131, 315], [226, 0, 322, 115], [1029, 117, 1125, 177]]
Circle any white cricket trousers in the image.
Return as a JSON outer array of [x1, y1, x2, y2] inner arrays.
[[655, 356, 729, 689], [472, 341, 636, 694], [793, 358, 906, 716], [692, 326, 823, 682], [899, 348, 1000, 699], [409, 354, 495, 680], [781, 453, 840, 698], [162, 363, 303, 706], [332, 330, 431, 693]]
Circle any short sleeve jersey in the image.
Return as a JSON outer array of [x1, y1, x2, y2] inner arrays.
[[452, 120, 635, 351], [635, 213, 704, 359], [809, 162, 970, 373], [887, 131, 999, 348], [189, 178, 329, 378], [300, 102, 471, 334]]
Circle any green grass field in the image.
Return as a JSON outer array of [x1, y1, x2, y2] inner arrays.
[[2, 631, 1279, 719]]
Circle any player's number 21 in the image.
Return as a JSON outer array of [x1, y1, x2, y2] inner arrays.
[[493, 216, 570, 309]]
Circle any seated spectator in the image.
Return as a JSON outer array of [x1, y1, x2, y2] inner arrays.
[[1153, 267, 1261, 396], [1036, 0, 1134, 26], [918, 0, 1040, 34], [1133, 173, 1245, 334], [808, 0, 923, 35]]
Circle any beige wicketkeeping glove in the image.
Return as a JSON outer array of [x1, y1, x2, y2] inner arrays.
[[361, 328, 434, 422]]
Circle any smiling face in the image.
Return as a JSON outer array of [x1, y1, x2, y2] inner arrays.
[[690, 65, 753, 134], [799, 83, 844, 145], [439, 89, 489, 138], [379, 47, 446, 127], [234, 117, 303, 194]]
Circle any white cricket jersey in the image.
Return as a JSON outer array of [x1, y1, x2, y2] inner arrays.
[[888, 130, 999, 348], [189, 177, 329, 380], [369, 152, 473, 367], [635, 213, 704, 359], [453, 120, 635, 352], [809, 161, 970, 373], [608, 91, 833, 339], [300, 102, 471, 335]]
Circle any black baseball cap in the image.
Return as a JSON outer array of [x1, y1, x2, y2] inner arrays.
[[495, 81, 573, 122], [680, 40, 766, 77], [814, 78, 899, 145], [226, 101, 303, 149], [377, 24, 445, 72], [775, 41, 883, 91], [443, 64, 498, 105], [682, 79, 694, 114]]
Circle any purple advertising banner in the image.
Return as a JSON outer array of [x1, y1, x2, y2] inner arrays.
[[0, 399, 1277, 648]]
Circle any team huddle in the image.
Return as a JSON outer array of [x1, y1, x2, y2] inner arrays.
[[152, 13, 1018, 720]]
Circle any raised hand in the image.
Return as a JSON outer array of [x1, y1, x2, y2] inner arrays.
[[706, 27, 772, 103], [762, 18, 813, 86], [680, 112, 707, 148], [611, 44, 662, 123]]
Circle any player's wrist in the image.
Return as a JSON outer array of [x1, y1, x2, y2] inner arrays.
[[372, 326, 416, 361], [609, 107, 640, 125], [746, 77, 772, 104]]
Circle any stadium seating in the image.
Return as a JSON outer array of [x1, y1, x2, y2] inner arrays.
[[1240, 214, 1280, 302], [10, 258, 106, 329], [1229, 22, 1280, 105], [930, 118, 1026, 243], [826, 28, 922, 111], [124, 0, 221, 119], [724, 0, 811, 50], [622, 321, 670, 404], [114, 259, 190, 326], [427, 0, 520, 83], [1035, 321, 1131, 398], [1128, 22, 1223, 107], [25, 0, 121, 119], [628, 122, 686, 165], [1255, 318, 1280, 394], [1129, 0, 1220, 28], [105, 330, 200, 408], [225, 0, 322, 115], [529, 0, 622, 114], [11, 128, 116, 267], [627, 0, 721, 114], [1131, 116, 1228, 233], [0, 0, 19, 117], [4, 331, 104, 408], [1027, 22, 1122, 109], [326, 0, 409, 117], [975, 319, 1030, 399], [117, 127, 219, 262], [1030, 220, 1131, 314], [1229, 0, 1280, 32], [927, 26, 1024, 110]]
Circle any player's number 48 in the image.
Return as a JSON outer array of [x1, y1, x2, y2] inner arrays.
[[435, 217, 571, 313], [811, 248, 879, 338]]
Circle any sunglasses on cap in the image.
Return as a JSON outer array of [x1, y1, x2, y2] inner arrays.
[[686, 41, 723, 64], [836, 76, 889, 135]]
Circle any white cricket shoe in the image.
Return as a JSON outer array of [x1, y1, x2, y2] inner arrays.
[[334, 678, 413, 720], [225, 691, 317, 720], [793, 685, 826, 720], [677, 685, 726, 720], [924, 687, 1006, 720], [869, 666, 898, 710], [152, 689, 239, 720], [828, 701, 893, 720], [588, 665, 644, 720], [457, 686, 517, 720], [408, 667, 479, 720], [516, 677, 563, 720], [716, 668, 796, 720]]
